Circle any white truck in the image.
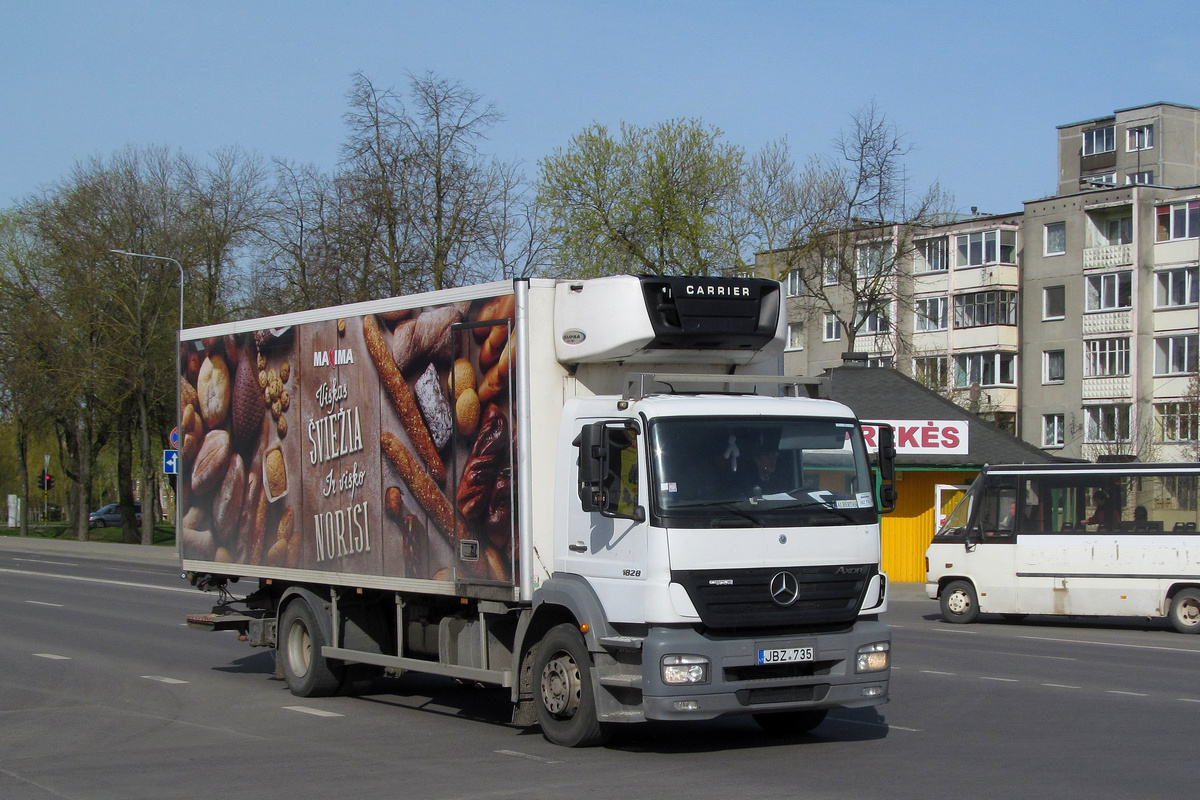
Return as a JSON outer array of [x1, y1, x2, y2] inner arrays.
[[179, 274, 895, 746]]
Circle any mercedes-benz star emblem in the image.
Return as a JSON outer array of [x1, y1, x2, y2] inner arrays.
[[769, 570, 800, 607]]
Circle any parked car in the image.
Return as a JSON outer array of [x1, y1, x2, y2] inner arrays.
[[89, 503, 141, 528]]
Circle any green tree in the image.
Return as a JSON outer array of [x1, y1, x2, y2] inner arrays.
[[537, 119, 746, 277]]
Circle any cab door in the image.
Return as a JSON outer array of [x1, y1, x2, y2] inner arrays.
[[563, 420, 649, 622]]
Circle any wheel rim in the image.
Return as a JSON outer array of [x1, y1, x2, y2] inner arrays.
[[946, 589, 971, 616], [1177, 597, 1200, 628], [286, 618, 312, 678], [540, 650, 582, 719]]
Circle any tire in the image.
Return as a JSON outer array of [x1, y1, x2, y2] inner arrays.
[[940, 580, 980, 624], [533, 623, 610, 747], [1168, 588, 1200, 634], [753, 709, 828, 736], [278, 599, 344, 697]]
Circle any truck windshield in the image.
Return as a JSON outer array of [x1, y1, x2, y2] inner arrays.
[[649, 416, 876, 528]]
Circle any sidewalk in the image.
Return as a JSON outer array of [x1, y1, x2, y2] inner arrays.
[[0, 534, 179, 565]]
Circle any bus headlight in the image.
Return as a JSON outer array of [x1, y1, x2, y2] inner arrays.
[[661, 654, 709, 684], [855, 641, 890, 673]]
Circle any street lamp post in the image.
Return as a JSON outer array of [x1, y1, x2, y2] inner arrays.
[[110, 250, 185, 544]]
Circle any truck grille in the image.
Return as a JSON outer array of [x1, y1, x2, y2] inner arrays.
[[671, 564, 875, 631]]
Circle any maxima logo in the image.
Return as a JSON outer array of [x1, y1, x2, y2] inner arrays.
[[313, 349, 355, 367]]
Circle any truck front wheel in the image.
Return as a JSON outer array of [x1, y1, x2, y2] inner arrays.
[[533, 624, 610, 747], [279, 600, 344, 697]]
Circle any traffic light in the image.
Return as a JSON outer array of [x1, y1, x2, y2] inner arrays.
[[40, 473, 54, 490]]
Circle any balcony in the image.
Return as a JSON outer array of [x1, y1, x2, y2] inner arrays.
[[1082, 376, 1132, 400], [1082, 310, 1132, 335], [1083, 243, 1133, 270]]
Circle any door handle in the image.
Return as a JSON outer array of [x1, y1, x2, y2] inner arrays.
[[568, 543, 587, 552]]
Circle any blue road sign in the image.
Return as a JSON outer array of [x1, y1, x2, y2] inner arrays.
[[163, 449, 179, 475]]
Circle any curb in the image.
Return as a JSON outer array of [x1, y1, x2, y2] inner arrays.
[[0, 535, 179, 565]]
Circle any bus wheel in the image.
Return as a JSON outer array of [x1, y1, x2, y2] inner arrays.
[[941, 580, 980, 624], [1168, 589, 1200, 634]]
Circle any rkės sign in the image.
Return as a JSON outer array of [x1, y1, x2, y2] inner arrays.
[[861, 420, 969, 455]]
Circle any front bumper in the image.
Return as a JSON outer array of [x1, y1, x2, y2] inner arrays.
[[635, 620, 891, 721]]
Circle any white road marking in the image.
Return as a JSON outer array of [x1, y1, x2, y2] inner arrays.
[[0, 567, 192, 593], [1177, 698, 1200, 703], [980, 676, 1019, 682], [283, 706, 344, 717], [1106, 690, 1149, 697], [1042, 683, 1081, 689], [1019, 634, 1200, 655], [832, 717, 922, 733], [26, 600, 64, 607], [142, 676, 188, 684], [34, 653, 70, 660], [920, 670, 956, 676], [14, 558, 77, 566], [495, 750, 564, 763]]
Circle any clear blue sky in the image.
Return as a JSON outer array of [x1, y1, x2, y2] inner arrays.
[[3, 1, 1196, 215]]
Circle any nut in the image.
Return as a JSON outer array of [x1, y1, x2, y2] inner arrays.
[[280, 361, 290, 382]]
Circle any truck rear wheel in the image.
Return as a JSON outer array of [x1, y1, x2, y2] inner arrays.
[[754, 709, 828, 735], [279, 600, 344, 697], [533, 624, 610, 747]]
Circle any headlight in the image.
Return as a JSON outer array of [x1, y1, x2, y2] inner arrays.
[[855, 641, 890, 673], [661, 654, 709, 685]]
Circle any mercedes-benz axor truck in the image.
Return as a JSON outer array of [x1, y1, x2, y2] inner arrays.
[[178, 274, 895, 746]]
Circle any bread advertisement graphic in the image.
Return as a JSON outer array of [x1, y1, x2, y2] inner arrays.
[[177, 293, 517, 587]]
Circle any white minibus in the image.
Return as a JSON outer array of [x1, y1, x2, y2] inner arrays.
[[926, 463, 1200, 633]]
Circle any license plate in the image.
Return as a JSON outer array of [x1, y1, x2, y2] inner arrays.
[[758, 646, 815, 664]]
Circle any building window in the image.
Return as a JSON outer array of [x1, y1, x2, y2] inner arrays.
[[914, 356, 948, 389], [786, 323, 804, 351], [1044, 350, 1065, 384], [1083, 172, 1117, 187], [1127, 125, 1154, 152], [866, 355, 893, 368], [955, 229, 1016, 268], [1083, 126, 1116, 156], [822, 257, 838, 286], [954, 352, 1016, 388], [1085, 404, 1131, 443], [1155, 266, 1199, 308], [1043, 285, 1066, 320], [1103, 216, 1133, 245], [1043, 414, 1066, 447], [1157, 201, 1200, 241], [854, 305, 889, 335], [1157, 402, 1199, 442], [1045, 222, 1067, 256], [1127, 170, 1154, 186], [1085, 271, 1132, 312], [855, 242, 893, 279], [1084, 337, 1130, 377], [823, 313, 841, 342], [914, 296, 948, 332], [785, 269, 802, 297], [917, 237, 948, 273], [1154, 335, 1199, 375], [953, 290, 1018, 328]]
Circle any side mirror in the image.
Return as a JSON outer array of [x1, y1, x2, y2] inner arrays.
[[574, 423, 608, 513], [875, 423, 897, 514]]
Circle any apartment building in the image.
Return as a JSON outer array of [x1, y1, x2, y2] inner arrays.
[[766, 102, 1200, 461], [1023, 103, 1200, 461]]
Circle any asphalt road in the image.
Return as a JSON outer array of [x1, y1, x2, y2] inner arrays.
[[2, 537, 1197, 800]]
